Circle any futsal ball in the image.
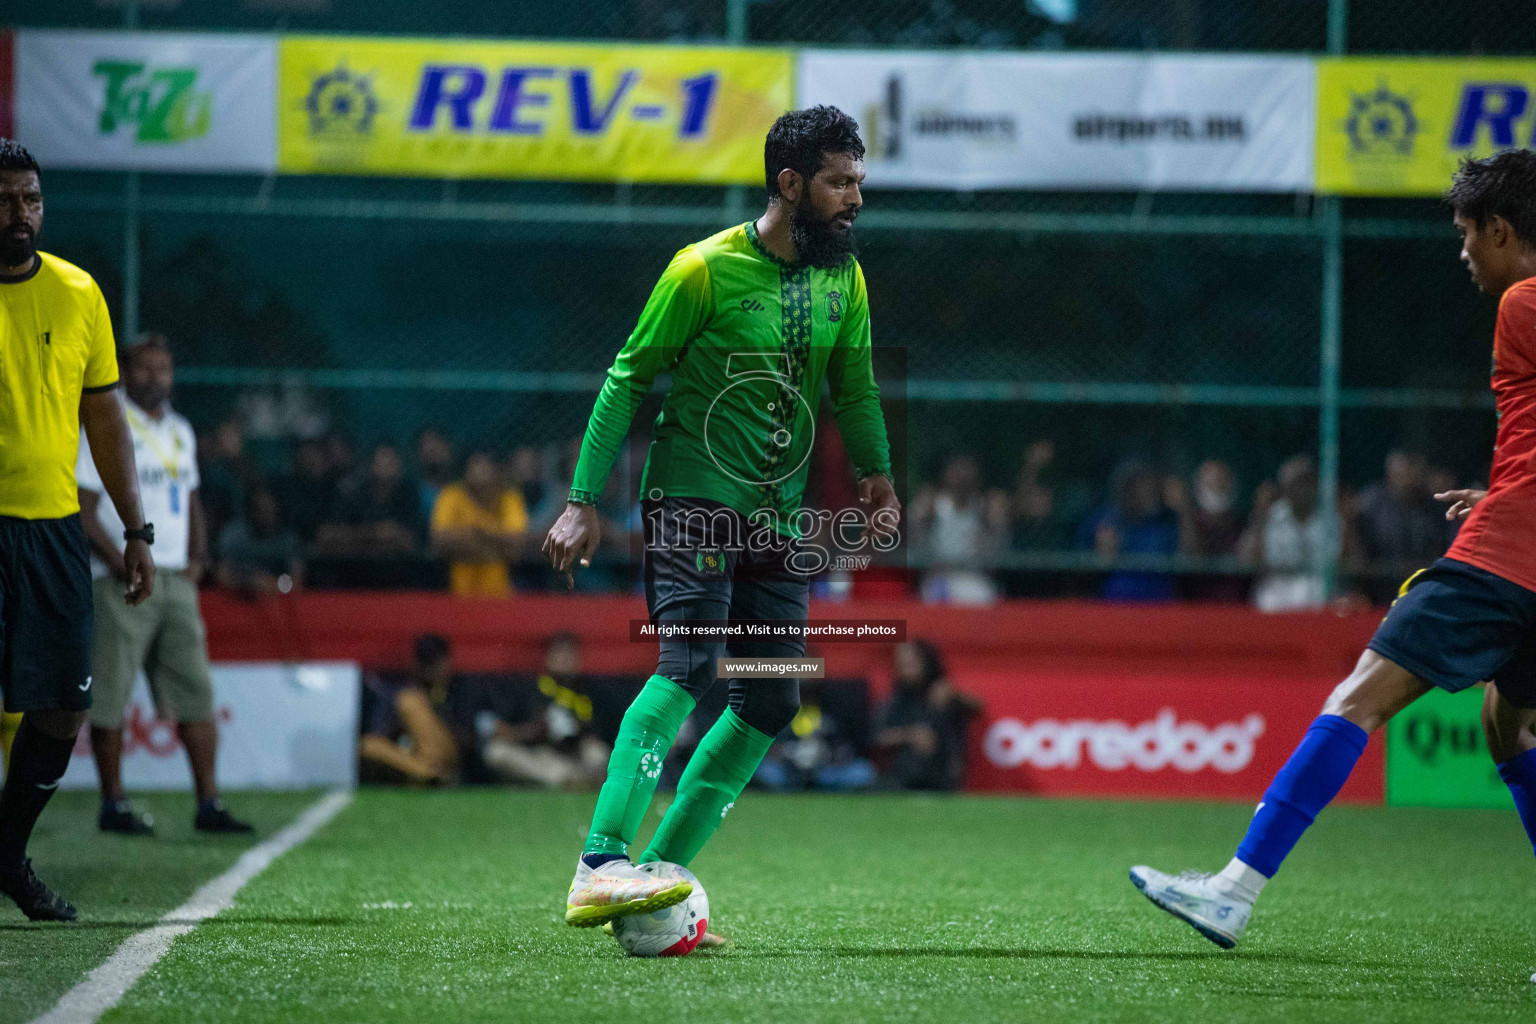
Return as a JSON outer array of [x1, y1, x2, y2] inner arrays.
[[611, 862, 709, 958]]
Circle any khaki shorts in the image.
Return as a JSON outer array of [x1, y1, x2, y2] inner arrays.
[[89, 570, 213, 729]]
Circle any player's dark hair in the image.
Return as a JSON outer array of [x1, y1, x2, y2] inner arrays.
[[121, 332, 171, 370], [764, 106, 864, 200], [1448, 149, 1536, 246], [0, 139, 40, 175], [897, 638, 947, 693], [414, 633, 451, 665]]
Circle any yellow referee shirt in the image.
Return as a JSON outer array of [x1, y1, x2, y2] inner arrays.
[[0, 252, 119, 520]]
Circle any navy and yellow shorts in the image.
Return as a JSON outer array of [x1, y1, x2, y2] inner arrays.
[[1368, 557, 1536, 709]]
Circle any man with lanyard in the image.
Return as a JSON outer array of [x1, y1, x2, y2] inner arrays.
[[77, 334, 252, 836]]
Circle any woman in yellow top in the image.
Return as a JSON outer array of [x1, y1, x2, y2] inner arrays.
[[430, 451, 529, 597]]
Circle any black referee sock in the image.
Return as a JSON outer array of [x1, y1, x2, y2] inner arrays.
[[0, 718, 77, 871]]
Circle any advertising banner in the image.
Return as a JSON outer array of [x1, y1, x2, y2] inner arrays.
[[797, 51, 1316, 192], [59, 662, 360, 791], [14, 30, 276, 173], [278, 36, 791, 183], [1317, 58, 1536, 196], [1386, 686, 1513, 809], [963, 668, 1383, 802]]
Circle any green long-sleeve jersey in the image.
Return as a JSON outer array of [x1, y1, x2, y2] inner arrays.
[[569, 221, 891, 533]]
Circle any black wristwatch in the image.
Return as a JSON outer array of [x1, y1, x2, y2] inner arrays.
[[123, 524, 155, 544]]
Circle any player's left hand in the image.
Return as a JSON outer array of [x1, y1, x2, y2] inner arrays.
[[123, 538, 155, 605], [1434, 488, 1487, 521], [858, 474, 902, 543]]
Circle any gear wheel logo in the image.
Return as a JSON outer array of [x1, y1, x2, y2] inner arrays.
[[1344, 80, 1418, 157], [703, 353, 816, 488], [640, 752, 664, 781], [304, 65, 380, 137]]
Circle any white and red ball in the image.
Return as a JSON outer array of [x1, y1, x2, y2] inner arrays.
[[611, 862, 709, 958]]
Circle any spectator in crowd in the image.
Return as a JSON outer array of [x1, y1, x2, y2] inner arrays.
[[910, 454, 1009, 605], [508, 445, 559, 530], [215, 486, 305, 596], [415, 426, 457, 523], [359, 634, 460, 786], [1010, 440, 1068, 551], [479, 632, 610, 788], [1426, 464, 1470, 549], [874, 640, 981, 791], [272, 437, 336, 544], [1242, 454, 1340, 612], [1075, 460, 1183, 602], [754, 678, 877, 792], [323, 429, 356, 484], [431, 450, 530, 597], [1355, 450, 1449, 602], [197, 416, 260, 549], [1178, 458, 1248, 602], [318, 443, 423, 556]]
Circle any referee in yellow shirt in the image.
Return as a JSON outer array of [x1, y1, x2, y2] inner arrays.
[[0, 140, 155, 921]]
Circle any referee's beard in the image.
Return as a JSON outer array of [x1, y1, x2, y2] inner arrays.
[[0, 225, 35, 270], [789, 203, 857, 271]]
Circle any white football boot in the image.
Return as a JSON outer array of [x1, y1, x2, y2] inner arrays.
[[565, 858, 693, 928], [1129, 865, 1254, 949]]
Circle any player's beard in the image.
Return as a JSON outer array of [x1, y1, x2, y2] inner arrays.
[[790, 204, 857, 270], [0, 224, 36, 269]]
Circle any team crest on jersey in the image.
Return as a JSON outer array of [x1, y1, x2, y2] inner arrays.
[[827, 291, 843, 323], [695, 550, 725, 575]]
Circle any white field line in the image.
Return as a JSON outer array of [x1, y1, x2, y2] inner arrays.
[[30, 789, 353, 1024]]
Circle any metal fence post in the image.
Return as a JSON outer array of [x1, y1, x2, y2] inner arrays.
[[1318, 196, 1343, 598], [122, 0, 141, 342], [1317, 0, 1348, 599], [723, 0, 754, 222]]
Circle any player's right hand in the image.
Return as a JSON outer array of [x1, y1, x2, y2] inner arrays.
[[123, 538, 155, 605], [543, 502, 601, 572], [1434, 488, 1487, 521]]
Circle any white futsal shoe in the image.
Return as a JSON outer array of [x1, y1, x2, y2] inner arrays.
[[1129, 865, 1254, 949], [565, 857, 693, 927]]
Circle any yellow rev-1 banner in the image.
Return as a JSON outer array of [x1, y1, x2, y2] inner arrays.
[[1318, 58, 1536, 196], [278, 36, 792, 183]]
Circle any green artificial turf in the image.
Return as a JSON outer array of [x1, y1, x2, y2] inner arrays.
[[0, 790, 319, 1024], [11, 789, 1536, 1024], [62, 792, 1536, 1024]]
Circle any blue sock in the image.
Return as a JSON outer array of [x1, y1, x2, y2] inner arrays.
[[1235, 714, 1368, 878], [581, 852, 628, 870], [1496, 748, 1536, 857]]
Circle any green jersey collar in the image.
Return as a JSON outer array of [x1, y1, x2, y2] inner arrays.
[[744, 219, 803, 271]]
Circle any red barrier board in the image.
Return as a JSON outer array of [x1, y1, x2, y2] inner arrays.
[[200, 591, 1385, 802], [960, 667, 1383, 803]]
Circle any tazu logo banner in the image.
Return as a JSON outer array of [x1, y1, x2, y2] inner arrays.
[[958, 669, 1383, 802], [15, 31, 278, 172]]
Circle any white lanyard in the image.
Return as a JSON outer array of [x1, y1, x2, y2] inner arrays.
[[125, 404, 186, 514]]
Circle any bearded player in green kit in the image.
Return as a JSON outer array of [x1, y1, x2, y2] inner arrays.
[[544, 106, 901, 930]]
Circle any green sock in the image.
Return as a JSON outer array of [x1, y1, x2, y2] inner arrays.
[[583, 675, 696, 858], [640, 708, 774, 868]]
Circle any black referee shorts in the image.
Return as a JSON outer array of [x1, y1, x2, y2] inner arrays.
[[0, 514, 95, 714]]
